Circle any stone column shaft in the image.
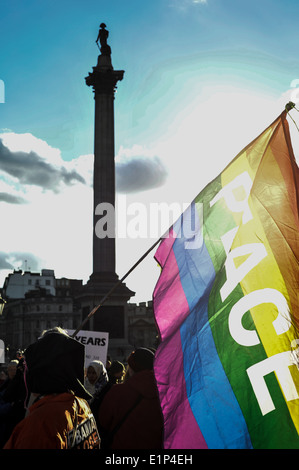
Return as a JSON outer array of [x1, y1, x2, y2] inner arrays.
[[93, 92, 116, 274], [85, 56, 124, 282]]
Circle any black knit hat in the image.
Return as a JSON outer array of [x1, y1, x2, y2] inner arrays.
[[127, 348, 155, 372], [24, 330, 92, 400]]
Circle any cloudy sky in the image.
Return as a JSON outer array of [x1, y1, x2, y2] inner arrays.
[[0, 0, 299, 303]]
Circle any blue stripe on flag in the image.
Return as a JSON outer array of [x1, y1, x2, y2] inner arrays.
[[173, 203, 253, 448]]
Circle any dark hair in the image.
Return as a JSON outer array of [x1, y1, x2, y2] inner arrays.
[[127, 348, 155, 372], [109, 360, 124, 375]]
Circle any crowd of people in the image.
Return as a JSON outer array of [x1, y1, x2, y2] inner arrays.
[[0, 327, 164, 449]]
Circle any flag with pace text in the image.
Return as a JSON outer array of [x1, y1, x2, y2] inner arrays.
[[153, 111, 299, 449]]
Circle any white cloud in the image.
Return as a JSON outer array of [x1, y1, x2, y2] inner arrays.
[[0, 132, 86, 193], [0, 252, 41, 271], [1, 132, 62, 165], [0, 132, 93, 287], [169, 0, 207, 11], [0, 179, 27, 204]]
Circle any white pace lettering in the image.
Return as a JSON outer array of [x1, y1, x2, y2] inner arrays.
[[210, 171, 253, 224], [221, 227, 239, 255], [220, 243, 267, 301], [246, 351, 299, 415], [229, 288, 292, 346]]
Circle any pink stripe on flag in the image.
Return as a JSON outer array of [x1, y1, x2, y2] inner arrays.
[[154, 229, 190, 341], [154, 230, 207, 448], [154, 328, 208, 449]]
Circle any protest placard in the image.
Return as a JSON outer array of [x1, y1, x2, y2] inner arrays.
[[68, 330, 109, 367]]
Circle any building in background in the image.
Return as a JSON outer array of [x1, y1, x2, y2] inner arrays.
[[0, 268, 158, 363], [3, 269, 56, 299]]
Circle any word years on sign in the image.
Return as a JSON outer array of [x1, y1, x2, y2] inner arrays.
[[74, 335, 107, 346]]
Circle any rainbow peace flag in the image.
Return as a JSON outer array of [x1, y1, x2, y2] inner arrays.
[[153, 111, 299, 449]]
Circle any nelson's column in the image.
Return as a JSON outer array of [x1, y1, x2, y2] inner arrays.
[[78, 24, 134, 359]]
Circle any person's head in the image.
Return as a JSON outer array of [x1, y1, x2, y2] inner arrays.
[[16, 350, 23, 360], [108, 360, 125, 383], [24, 327, 91, 400], [86, 361, 106, 385], [86, 365, 98, 385], [7, 360, 18, 380], [127, 348, 155, 377]]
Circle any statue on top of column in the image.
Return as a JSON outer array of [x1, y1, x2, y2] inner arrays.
[[96, 23, 111, 56]]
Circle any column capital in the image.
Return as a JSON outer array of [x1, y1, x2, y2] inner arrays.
[[85, 65, 124, 96]]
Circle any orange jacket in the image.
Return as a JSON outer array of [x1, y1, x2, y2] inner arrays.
[[4, 392, 100, 449]]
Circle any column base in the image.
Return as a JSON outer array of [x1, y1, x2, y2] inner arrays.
[[84, 271, 135, 303]]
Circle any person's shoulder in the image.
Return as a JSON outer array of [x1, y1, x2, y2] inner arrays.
[[99, 383, 125, 408], [28, 393, 74, 417], [103, 382, 122, 396]]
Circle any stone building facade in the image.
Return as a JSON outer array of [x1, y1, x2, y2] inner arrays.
[[0, 269, 158, 363]]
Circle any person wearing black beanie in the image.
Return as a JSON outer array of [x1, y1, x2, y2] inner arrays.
[[4, 328, 100, 449], [127, 348, 154, 373]]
